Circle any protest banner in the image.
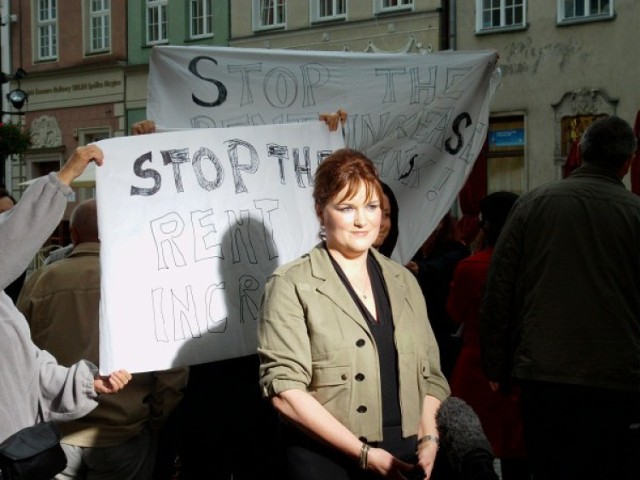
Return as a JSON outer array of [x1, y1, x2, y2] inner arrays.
[[96, 121, 344, 373], [147, 46, 501, 263]]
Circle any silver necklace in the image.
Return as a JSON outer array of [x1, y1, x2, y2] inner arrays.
[[353, 276, 371, 300]]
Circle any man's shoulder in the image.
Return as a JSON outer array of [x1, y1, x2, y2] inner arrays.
[[519, 176, 640, 208]]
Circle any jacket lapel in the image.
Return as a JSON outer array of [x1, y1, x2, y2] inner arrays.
[[308, 245, 371, 330], [371, 249, 407, 322]]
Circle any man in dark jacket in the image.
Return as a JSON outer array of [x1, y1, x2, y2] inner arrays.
[[480, 116, 640, 480]]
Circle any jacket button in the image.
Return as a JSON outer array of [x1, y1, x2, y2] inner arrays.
[[356, 339, 366, 347], [355, 373, 365, 381], [341, 374, 348, 381], [357, 405, 367, 413]]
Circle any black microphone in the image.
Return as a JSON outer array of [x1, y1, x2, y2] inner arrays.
[[435, 396, 499, 480]]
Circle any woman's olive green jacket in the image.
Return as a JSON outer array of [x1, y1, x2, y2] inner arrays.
[[258, 244, 450, 442]]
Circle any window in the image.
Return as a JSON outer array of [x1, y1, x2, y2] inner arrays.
[[311, 0, 346, 22], [476, 0, 526, 32], [146, 0, 168, 45], [558, 0, 613, 23], [190, 0, 213, 39], [253, 0, 286, 30], [37, 0, 58, 61], [487, 116, 525, 195], [89, 0, 111, 53], [376, 0, 413, 14]]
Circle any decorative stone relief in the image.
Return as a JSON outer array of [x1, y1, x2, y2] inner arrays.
[[30, 115, 63, 148], [552, 88, 618, 161], [364, 34, 432, 54]]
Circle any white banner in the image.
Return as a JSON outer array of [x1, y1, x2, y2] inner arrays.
[[96, 122, 344, 373], [148, 46, 500, 263]]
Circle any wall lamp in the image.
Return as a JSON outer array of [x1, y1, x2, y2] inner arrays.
[[1, 68, 28, 115]]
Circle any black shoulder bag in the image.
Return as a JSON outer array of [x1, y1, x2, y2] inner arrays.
[[0, 413, 67, 480]]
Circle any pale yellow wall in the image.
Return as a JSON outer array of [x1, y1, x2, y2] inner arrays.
[[456, 0, 640, 190], [230, 0, 442, 53]]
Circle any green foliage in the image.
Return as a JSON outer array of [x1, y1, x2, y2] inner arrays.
[[0, 122, 32, 157]]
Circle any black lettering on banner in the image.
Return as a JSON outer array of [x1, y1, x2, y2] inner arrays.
[[300, 63, 331, 107], [267, 144, 289, 184], [226, 138, 259, 194], [263, 67, 298, 108], [161, 148, 190, 193], [239, 275, 260, 323], [192, 147, 224, 191], [292, 147, 312, 188], [131, 151, 161, 196], [375, 67, 406, 103], [152, 283, 227, 343], [150, 212, 188, 270], [189, 55, 228, 107], [445, 112, 472, 155]]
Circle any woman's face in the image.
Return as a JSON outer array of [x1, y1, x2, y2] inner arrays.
[[320, 181, 381, 259], [0, 197, 15, 214], [373, 193, 391, 248]]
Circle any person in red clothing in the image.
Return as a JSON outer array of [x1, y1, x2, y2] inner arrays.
[[447, 191, 529, 480]]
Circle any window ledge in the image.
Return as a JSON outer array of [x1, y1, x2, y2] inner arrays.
[[476, 23, 529, 36], [556, 13, 615, 27], [252, 25, 286, 34], [311, 16, 347, 26]]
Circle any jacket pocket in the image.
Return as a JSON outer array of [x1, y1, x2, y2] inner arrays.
[[310, 365, 352, 427]]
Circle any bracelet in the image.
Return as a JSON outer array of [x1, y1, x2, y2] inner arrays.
[[358, 442, 370, 470], [416, 434, 439, 450]]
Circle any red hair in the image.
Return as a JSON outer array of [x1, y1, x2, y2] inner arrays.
[[313, 148, 383, 214]]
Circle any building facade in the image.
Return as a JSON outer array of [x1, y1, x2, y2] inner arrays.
[[455, 0, 640, 193], [125, 0, 230, 128], [230, 0, 447, 53], [3, 0, 127, 246]]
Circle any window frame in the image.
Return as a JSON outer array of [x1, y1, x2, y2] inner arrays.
[[310, 0, 347, 23], [88, 0, 111, 54], [190, 0, 214, 39], [36, 0, 58, 61], [557, 0, 614, 24], [486, 115, 526, 195], [375, 0, 413, 15], [252, 0, 286, 31], [146, 0, 168, 46], [475, 0, 527, 33]]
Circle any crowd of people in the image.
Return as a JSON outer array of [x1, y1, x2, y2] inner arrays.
[[1, 114, 639, 480]]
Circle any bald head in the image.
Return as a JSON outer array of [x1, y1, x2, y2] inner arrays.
[[70, 199, 99, 245]]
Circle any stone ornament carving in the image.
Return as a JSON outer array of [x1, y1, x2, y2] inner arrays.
[[364, 34, 432, 54], [29, 115, 63, 148], [552, 88, 618, 161]]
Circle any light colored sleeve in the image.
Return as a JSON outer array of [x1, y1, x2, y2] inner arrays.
[[0, 173, 70, 290], [37, 347, 100, 422]]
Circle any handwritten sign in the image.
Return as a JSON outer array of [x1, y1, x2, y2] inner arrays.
[[148, 46, 500, 263], [96, 122, 344, 373]]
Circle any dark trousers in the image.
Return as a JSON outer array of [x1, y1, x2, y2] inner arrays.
[[520, 380, 640, 480], [282, 423, 454, 480]]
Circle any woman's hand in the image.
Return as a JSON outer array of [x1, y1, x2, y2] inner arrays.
[[416, 440, 438, 479], [93, 369, 132, 394], [366, 447, 414, 479]]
